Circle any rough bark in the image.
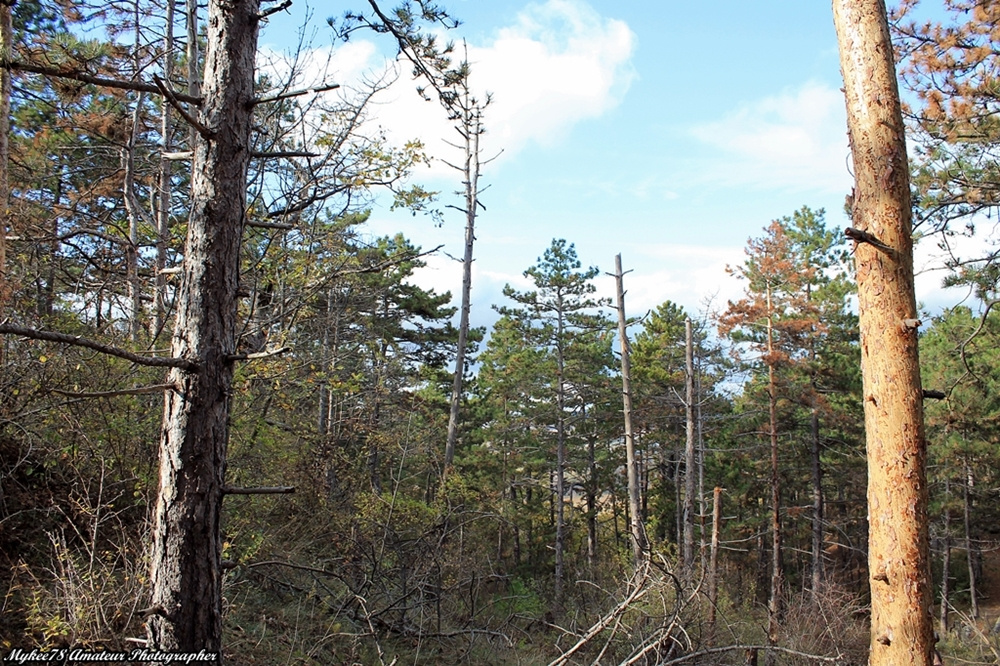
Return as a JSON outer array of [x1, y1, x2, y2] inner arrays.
[[147, 0, 259, 655], [832, 1, 934, 664], [614, 254, 646, 567]]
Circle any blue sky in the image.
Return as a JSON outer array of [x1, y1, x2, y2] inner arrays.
[[260, 0, 968, 325]]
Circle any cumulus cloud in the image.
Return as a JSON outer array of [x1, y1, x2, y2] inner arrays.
[[261, 0, 636, 176], [601, 243, 746, 318], [467, 0, 636, 155], [689, 81, 853, 193]]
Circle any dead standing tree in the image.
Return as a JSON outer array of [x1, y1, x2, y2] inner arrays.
[[832, 0, 935, 664]]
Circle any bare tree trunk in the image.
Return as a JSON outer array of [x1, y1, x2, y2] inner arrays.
[[765, 285, 783, 663], [586, 429, 597, 571], [682, 317, 696, 583], [833, 1, 934, 663], [939, 488, 951, 636], [554, 299, 567, 613], [153, 0, 176, 338], [444, 101, 483, 472], [147, 0, 259, 655], [811, 402, 824, 594], [0, 0, 10, 321], [123, 91, 145, 341], [707, 486, 722, 645], [963, 462, 977, 619], [614, 254, 646, 567]]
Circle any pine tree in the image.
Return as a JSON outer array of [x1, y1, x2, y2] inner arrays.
[[719, 219, 820, 655], [496, 238, 610, 613]]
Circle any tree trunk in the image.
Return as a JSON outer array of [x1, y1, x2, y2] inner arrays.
[[444, 103, 483, 473], [963, 462, 978, 619], [766, 285, 783, 661], [682, 317, 696, 583], [0, 0, 10, 319], [586, 429, 597, 571], [614, 254, 646, 567], [153, 0, 176, 338], [811, 401, 824, 594], [832, 1, 934, 664], [554, 292, 567, 613], [939, 493, 950, 636], [147, 0, 259, 655], [707, 486, 722, 645], [123, 90, 145, 341]]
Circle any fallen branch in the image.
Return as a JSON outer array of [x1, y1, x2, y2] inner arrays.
[[548, 562, 650, 666], [660, 644, 842, 665], [222, 486, 295, 495]]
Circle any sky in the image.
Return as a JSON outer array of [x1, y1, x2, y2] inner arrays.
[[258, 0, 974, 328]]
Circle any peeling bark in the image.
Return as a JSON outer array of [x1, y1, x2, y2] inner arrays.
[[832, 1, 934, 664]]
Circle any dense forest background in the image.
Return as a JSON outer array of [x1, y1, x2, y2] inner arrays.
[[1, 0, 999, 664]]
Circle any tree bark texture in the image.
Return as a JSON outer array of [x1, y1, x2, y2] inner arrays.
[[832, 1, 934, 664], [147, 0, 259, 654]]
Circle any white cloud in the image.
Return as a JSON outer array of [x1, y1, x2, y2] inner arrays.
[[689, 81, 852, 193], [607, 243, 746, 318], [468, 0, 636, 156], [262, 1, 636, 176]]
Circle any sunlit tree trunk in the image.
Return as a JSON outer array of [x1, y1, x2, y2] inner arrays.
[[153, 0, 176, 337], [147, 0, 259, 654], [682, 317, 696, 582], [444, 98, 483, 473], [833, 1, 934, 663], [614, 254, 646, 567]]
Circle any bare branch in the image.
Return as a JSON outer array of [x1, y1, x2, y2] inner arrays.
[[0, 322, 197, 371], [154, 74, 212, 140], [3, 59, 201, 104], [251, 150, 320, 159], [255, 0, 291, 22], [52, 383, 178, 398], [225, 345, 292, 362], [252, 81, 341, 106], [844, 226, 898, 259]]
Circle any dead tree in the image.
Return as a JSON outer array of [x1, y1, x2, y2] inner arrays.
[[833, 1, 935, 664]]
